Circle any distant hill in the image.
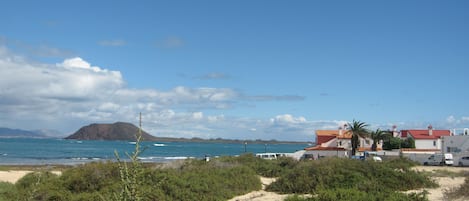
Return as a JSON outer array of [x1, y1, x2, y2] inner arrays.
[[0, 127, 48, 138], [65, 122, 157, 141]]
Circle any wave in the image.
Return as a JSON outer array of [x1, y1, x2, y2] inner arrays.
[[137, 156, 195, 161], [70, 157, 102, 161]]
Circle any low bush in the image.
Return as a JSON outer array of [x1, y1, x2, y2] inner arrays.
[[218, 153, 298, 177], [2, 159, 261, 201], [285, 188, 429, 201], [267, 157, 437, 194], [0, 182, 17, 201]]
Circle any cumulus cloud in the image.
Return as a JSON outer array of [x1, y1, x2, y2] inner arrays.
[[0, 46, 318, 141]]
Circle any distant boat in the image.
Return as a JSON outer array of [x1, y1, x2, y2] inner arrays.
[[153, 143, 166, 147], [76, 141, 82, 144], [128, 142, 137, 145]]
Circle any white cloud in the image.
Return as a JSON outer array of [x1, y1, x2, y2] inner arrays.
[[447, 115, 457, 124], [9, 45, 468, 141], [270, 114, 307, 125], [192, 112, 204, 120]]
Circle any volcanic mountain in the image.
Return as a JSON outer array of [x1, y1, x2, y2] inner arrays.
[[65, 122, 157, 141]]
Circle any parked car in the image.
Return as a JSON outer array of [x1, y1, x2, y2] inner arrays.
[[423, 153, 453, 166], [372, 156, 382, 162], [458, 156, 469, 166]]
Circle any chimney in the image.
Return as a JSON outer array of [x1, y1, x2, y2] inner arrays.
[[392, 125, 397, 137], [338, 126, 343, 136], [428, 125, 433, 136]]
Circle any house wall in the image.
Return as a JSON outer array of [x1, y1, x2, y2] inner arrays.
[[443, 135, 469, 153], [415, 139, 440, 149], [442, 136, 469, 165]]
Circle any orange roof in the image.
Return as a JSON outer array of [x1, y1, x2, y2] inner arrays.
[[316, 130, 352, 138], [358, 147, 382, 152]]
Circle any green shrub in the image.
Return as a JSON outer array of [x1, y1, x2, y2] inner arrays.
[[60, 162, 120, 193], [0, 182, 17, 201], [267, 157, 436, 194], [285, 188, 429, 201], [145, 159, 261, 201], [218, 153, 298, 177]]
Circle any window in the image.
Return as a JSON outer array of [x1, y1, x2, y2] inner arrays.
[[433, 141, 436, 146]]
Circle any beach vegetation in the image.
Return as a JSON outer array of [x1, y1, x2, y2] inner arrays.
[[217, 153, 298, 177], [267, 157, 436, 201], [0, 182, 17, 201], [285, 189, 429, 201], [1, 158, 260, 201]]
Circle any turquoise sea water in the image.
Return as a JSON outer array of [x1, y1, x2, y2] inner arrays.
[[0, 138, 309, 165]]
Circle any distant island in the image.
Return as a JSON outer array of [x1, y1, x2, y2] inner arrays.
[[65, 122, 157, 141], [0, 127, 63, 138], [64, 122, 310, 144]]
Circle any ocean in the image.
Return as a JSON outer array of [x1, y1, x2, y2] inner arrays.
[[0, 138, 309, 165]]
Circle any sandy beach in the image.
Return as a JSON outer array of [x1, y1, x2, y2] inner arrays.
[[1, 166, 468, 201], [0, 170, 62, 184], [0, 170, 33, 183]]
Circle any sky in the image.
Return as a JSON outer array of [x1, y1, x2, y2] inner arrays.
[[0, 1, 468, 141]]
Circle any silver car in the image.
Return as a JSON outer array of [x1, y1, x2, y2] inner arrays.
[[458, 156, 469, 167]]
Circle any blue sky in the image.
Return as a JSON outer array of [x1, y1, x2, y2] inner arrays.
[[1, 1, 468, 141]]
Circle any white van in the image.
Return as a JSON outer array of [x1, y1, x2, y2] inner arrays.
[[256, 153, 278, 160], [423, 153, 453, 166]]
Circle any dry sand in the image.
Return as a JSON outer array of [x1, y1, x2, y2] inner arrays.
[[410, 166, 469, 201], [0, 170, 61, 184], [0, 170, 33, 183], [228, 177, 290, 201]]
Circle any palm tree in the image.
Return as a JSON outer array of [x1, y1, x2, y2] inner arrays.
[[347, 120, 369, 156], [369, 129, 391, 151]]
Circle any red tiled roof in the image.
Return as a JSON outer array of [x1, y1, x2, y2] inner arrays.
[[404, 130, 450, 140], [304, 145, 346, 151], [317, 135, 336, 145]]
